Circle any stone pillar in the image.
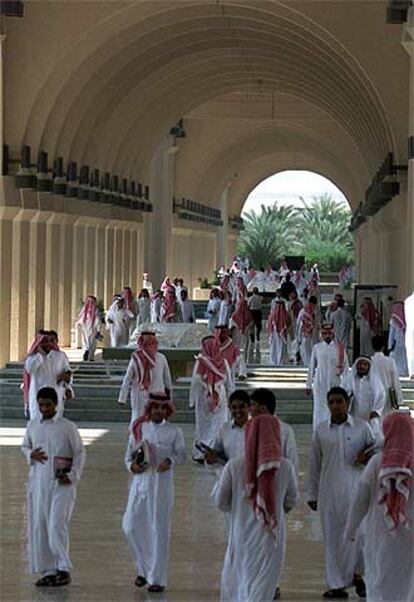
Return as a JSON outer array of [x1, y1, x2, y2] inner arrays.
[[71, 219, 86, 322], [0, 206, 19, 366], [0, 31, 5, 175], [44, 212, 64, 330], [57, 215, 75, 346], [123, 227, 131, 286], [217, 183, 231, 269], [148, 137, 177, 288], [403, 9, 414, 292], [94, 222, 106, 302], [113, 225, 124, 293], [104, 223, 115, 306], [83, 221, 96, 298], [27, 210, 49, 343], [10, 208, 37, 359]]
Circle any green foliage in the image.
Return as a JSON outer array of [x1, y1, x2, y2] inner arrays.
[[237, 204, 299, 268], [237, 194, 354, 271]]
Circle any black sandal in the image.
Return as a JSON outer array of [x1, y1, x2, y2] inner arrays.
[[135, 575, 147, 588], [323, 589, 349, 599], [147, 584, 165, 593], [53, 571, 71, 586], [353, 576, 366, 598], [35, 575, 56, 587]]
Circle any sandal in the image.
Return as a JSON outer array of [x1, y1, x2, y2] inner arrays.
[[323, 589, 349, 599], [147, 584, 165, 593], [35, 575, 56, 587], [353, 576, 366, 598], [135, 575, 147, 588], [53, 571, 71, 587]]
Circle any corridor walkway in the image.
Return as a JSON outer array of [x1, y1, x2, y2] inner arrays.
[[1, 421, 335, 602]]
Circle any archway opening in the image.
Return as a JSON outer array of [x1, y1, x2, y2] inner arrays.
[[238, 170, 354, 273]]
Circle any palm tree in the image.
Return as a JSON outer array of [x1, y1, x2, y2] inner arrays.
[[237, 203, 299, 268], [297, 194, 354, 271]]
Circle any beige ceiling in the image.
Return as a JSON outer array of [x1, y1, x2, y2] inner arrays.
[[4, 0, 409, 212]]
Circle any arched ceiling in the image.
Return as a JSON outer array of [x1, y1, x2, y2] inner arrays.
[[5, 0, 408, 211]]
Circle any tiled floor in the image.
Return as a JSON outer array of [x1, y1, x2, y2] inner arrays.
[[0, 421, 359, 602]]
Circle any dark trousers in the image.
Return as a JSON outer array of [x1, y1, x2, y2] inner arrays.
[[250, 310, 262, 342]]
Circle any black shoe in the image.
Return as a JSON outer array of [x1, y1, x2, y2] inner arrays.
[[35, 575, 57, 587], [192, 457, 205, 465], [274, 586, 281, 599], [83, 350, 89, 361], [54, 571, 71, 587], [135, 575, 147, 588], [323, 589, 349, 599], [353, 576, 366, 598], [147, 584, 165, 593]]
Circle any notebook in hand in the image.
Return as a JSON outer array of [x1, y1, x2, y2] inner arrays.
[[54, 456, 73, 478], [131, 440, 151, 468]]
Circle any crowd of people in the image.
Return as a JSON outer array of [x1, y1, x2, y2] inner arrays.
[[18, 257, 414, 601]]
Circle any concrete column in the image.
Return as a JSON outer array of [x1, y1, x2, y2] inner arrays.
[[71, 220, 86, 321], [83, 221, 96, 298], [402, 9, 414, 293], [217, 184, 231, 269], [148, 137, 177, 288], [104, 224, 115, 306], [123, 227, 131, 286], [58, 215, 75, 346], [94, 222, 106, 302], [0, 29, 5, 175], [0, 207, 19, 366], [113, 226, 124, 293], [44, 212, 64, 330], [27, 210, 49, 343], [10, 208, 37, 359]]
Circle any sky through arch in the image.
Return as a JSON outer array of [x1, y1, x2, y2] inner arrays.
[[242, 171, 349, 215]]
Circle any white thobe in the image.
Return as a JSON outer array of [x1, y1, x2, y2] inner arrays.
[[330, 307, 352, 348], [22, 416, 85, 575], [207, 298, 221, 331], [388, 322, 408, 376], [297, 308, 318, 367], [370, 352, 403, 413], [25, 350, 71, 420], [345, 453, 414, 602], [230, 323, 251, 358], [230, 354, 247, 384], [150, 297, 162, 323], [77, 313, 100, 360], [342, 371, 386, 422], [214, 419, 299, 476], [118, 352, 173, 423], [122, 421, 186, 587], [306, 342, 350, 429], [142, 279, 153, 295], [215, 456, 298, 602], [179, 299, 196, 323], [218, 300, 231, 327], [137, 298, 151, 327], [106, 305, 132, 347], [269, 330, 287, 367], [359, 316, 374, 356], [404, 292, 414, 378], [307, 416, 375, 589], [189, 360, 233, 460]]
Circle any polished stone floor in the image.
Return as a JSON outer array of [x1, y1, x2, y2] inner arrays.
[[0, 421, 361, 602]]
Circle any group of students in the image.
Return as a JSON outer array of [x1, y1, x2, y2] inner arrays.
[[21, 381, 414, 601], [75, 276, 196, 359]]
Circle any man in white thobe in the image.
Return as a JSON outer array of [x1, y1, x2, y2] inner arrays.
[[215, 415, 298, 602], [342, 357, 387, 425], [370, 335, 403, 413], [22, 386, 85, 587], [306, 324, 350, 429], [330, 298, 352, 350], [179, 289, 196, 323], [307, 387, 375, 599], [404, 290, 414, 378], [344, 412, 414, 602], [122, 395, 186, 592], [106, 296, 133, 347], [24, 333, 72, 420], [142, 273, 153, 295], [75, 295, 101, 361], [207, 289, 222, 332], [118, 332, 173, 423]]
